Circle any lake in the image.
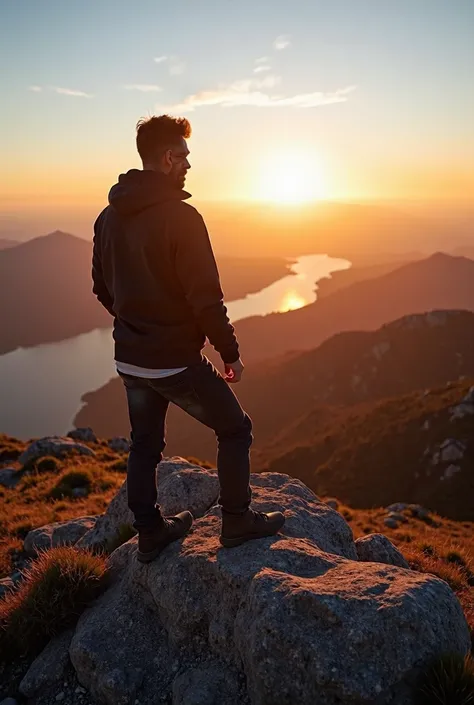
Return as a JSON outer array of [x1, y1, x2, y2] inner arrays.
[[0, 254, 350, 440]]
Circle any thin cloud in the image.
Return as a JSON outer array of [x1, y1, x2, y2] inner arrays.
[[160, 78, 356, 112], [255, 56, 269, 64], [254, 65, 271, 73], [153, 54, 186, 75], [28, 85, 43, 92], [124, 84, 162, 92], [51, 86, 92, 98], [274, 34, 291, 50]]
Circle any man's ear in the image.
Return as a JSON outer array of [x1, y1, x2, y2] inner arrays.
[[161, 148, 173, 174]]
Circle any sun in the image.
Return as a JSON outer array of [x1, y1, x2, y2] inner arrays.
[[257, 150, 327, 204]]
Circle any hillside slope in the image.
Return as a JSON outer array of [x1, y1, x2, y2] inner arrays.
[[264, 379, 474, 520]]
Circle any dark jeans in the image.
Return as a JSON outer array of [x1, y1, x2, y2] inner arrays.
[[118, 356, 252, 530]]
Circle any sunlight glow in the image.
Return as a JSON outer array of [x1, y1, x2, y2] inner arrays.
[[279, 290, 307, 312], [257, 150, 327, 204]]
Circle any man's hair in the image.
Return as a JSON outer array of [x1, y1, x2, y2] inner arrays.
[[136, 114, 191, 162]]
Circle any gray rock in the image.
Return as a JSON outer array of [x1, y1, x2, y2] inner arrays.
[[324, 497, 339, 510], [0, 467, 20, 488], [355, 533, 410, 569], [0, 698, 18, 705], [408, 504, 431, 520], [70, 576, 172, 705], [68, 467, 471, 705], [0, 576, 15, 598], [157, 467, 219, 518], [67, 427, 97, 443], [19, 436, 95, 466], [24, 516, 97, 556], [172, 663, 242, 705], [77, 459, 218, 551], [383, 516, 400, 529], [442, 464, 462, 481], [20, 629, 73, 697], [387, 511, 408, 523], [439, 439, 466, 463], [107, 437, 130, 453], [386, 503, 408, 513]]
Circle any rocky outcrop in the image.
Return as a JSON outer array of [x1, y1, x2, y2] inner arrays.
[[77, 458, 219, 551], [6, 461, 470, 704], [18, 436, 95, 466], [24, 516, 97, 557], [64, 467, 470, 705]]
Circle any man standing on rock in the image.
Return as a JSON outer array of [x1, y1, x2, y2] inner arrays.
[[92, 115, 285, 562]]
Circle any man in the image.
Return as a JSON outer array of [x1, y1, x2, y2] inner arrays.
[[92, 115, 285, 563]]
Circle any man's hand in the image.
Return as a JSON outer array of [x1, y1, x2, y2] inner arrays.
[[224, 358, 244, 384]]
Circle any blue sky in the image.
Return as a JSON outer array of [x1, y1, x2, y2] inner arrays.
[[2, 0, 474, 205]]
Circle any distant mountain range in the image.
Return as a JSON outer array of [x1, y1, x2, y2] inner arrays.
[[0, 230, 291, 355], [0, 231, 111, 355], [232, 252, 474, 363], [75, 309, 474, 465]]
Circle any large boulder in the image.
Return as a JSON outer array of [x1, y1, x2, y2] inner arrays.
[[24, 516, 97, 556], [19, 436, 95, 466], [69, 468, 470, 705], [77, 458, 219, 551]]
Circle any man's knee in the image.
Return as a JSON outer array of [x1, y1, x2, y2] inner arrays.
[[218, 412, 253, 446]]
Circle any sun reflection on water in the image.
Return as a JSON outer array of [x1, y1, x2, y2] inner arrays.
[[279, 290, 307, 313]]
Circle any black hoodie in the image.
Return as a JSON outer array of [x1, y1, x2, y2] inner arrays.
[[92, 169, 239, 367]]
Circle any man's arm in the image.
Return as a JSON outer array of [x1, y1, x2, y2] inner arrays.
[[92, 217, 116, 318], [173, 206, 240, 364]]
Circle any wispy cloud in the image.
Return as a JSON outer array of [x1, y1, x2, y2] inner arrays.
[[153, 54, 186, 75], [51, 86, 93, 97], [274, 34, 291, 50], [28, 85, 43, 92], [254, 57, 271, 74], [160, 76, 356, 112], [124, 84, 162, 92]]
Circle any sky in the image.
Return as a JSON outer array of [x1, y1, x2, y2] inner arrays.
[[2, 0, 474, 211]]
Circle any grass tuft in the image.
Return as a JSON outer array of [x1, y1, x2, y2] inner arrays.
[[49, 470, 93, 499], [0, 546, 108, 661], [416, 652, 474, 705]]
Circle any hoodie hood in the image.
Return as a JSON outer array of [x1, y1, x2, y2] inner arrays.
[[108, 169, 191, 216]]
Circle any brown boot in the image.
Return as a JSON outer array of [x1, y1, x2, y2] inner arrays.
[[137, 511, 193, 563], [220, 509, 285, 548]]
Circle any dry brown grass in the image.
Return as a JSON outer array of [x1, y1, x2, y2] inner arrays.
[[0, 439, 125, 577], [0, 546, 108, 661]]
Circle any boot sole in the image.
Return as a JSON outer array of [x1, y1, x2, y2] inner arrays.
[[219, 517, 286, 548]]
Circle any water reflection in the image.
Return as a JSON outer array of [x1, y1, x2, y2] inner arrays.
[[0, 253, 351, 439]]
